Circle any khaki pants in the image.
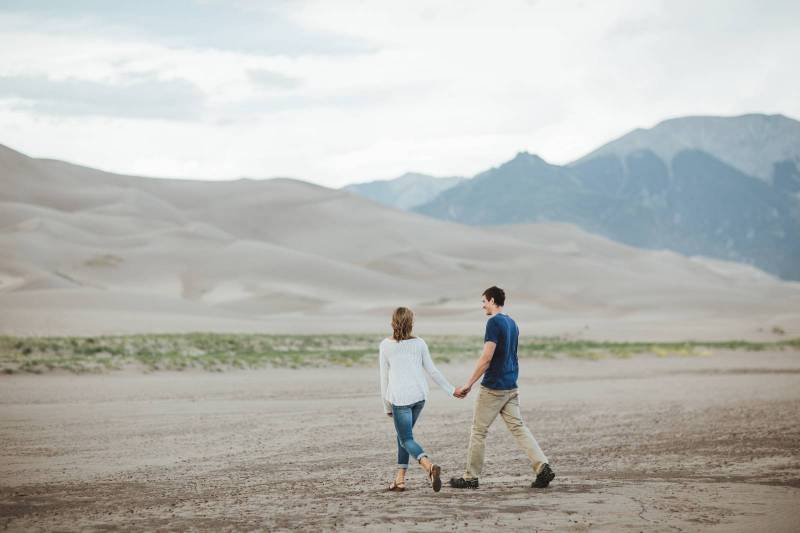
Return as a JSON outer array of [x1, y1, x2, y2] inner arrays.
[[464, 385, 548, 480]]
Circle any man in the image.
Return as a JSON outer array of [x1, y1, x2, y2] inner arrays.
[[449, 286, 555, 489]]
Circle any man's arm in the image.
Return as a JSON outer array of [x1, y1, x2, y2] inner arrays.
[[455, 341, 495, 397]]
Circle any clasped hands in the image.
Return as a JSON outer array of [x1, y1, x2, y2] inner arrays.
[[453, 385, 471, 399]]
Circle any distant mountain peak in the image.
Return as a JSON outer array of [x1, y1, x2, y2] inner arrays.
[[510, 151, 545, 164], [496, 151, 549, 173], [654, 112, 790, 129], [394, 172, 439, 183], [572, 113, 800, 181], [343, 172, 465, 210]]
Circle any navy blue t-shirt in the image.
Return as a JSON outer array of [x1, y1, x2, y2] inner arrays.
[[481, 313, 519, 390]]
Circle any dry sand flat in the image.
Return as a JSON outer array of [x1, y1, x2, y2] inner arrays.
[[2, 143, 800, 339], [1, 349, 798, 531]]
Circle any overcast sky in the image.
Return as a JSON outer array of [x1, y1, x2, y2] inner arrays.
[[1, 0, 798, 187]]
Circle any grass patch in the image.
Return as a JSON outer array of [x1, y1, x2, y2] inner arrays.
[[0, 334, 797, 375]]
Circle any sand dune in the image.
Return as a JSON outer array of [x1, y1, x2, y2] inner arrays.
[[2, 143, 799, 339]]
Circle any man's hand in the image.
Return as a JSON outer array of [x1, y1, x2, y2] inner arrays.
[[454, 385, 472, 398]]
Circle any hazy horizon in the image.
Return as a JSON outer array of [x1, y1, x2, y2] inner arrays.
[[3, 111, 797, 189], [2, 0, 798, 186]]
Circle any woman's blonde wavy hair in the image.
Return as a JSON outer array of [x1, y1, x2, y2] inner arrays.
[[391, 307, 414, 341]]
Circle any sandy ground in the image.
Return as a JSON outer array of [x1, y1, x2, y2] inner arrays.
[[1, 350, 799, 532]]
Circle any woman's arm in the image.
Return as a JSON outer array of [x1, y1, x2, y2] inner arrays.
[[379, 342, 392, 414], [421, 340, 456, 396]]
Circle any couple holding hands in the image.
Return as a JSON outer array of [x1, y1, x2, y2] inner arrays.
[[378, 286, 556, 492]]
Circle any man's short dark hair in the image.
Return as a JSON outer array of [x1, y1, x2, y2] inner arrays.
[[482, 286, 505, 307]]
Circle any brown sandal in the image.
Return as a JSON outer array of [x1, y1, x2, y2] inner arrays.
[[428, 464, 442, 492], [388, 480, 406, 492]]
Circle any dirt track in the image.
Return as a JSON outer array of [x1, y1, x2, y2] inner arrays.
[[1, 350, 799, 531]]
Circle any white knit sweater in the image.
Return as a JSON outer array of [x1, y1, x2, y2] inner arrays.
[[379, 337, 455, 414]]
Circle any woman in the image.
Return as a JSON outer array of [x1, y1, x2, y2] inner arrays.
[[379, 307, 456, 492]]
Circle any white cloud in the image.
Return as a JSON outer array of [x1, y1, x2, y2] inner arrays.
[[0, 0, 798, 187], [0, 73, 205, 120]]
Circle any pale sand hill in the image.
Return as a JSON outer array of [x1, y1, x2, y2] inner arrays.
[[1, 143, 799, 339]]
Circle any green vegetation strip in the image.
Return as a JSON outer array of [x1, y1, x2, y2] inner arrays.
[[0, 334, 797, 374]]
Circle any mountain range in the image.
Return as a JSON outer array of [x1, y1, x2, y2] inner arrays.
[[347, 114, 800, 280]]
